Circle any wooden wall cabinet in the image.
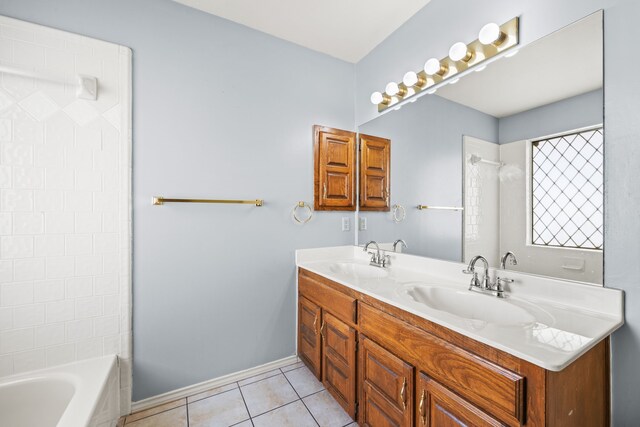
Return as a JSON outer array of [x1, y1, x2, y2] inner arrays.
[[314, 125, 357, 211], [359, 134, 391, 211], [297, 268, 610, 427]]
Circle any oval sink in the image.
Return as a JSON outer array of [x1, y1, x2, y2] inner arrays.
[[399, 284, 549, 326], [328, 262, 389, 279]]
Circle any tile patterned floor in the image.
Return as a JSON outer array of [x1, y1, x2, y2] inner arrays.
[[123, 361, 358, 427]]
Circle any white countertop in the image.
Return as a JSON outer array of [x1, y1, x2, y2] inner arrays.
[[296, 246, 624, 371]]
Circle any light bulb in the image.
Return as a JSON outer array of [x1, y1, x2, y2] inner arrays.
[[385, 81, 400, 96], [479, 23, 504, 46], [424, 58, 441, 76], [370, 91, 384, 105], [403, 71, 418, 87], [449, 42, 472, 62]]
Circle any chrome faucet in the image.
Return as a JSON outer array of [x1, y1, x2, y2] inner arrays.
[[363, 241, 390, 268], [500, 251, 518, 269], [463, 255, 490, 290], [496, 251, 518, 295], [463, 255, 505, 298], [393, 239, 407, 252]]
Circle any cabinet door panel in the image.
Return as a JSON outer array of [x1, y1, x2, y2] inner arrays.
[[314, 125, 356, 210], [417, 373, 506, 427], [360, 335, 413, 427], [298, 296, 321, 379], [322, 312, 357, 417], [360, 134, 390, 211]]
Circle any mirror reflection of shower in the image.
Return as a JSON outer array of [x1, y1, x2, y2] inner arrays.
[[468, 153, 523, 182]]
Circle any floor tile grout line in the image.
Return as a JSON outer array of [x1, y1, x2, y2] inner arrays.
[[185, 398, 190, 427], [282, 369, 321, 426], [237, 380, 255, 426], [248, 398, 303, 420]]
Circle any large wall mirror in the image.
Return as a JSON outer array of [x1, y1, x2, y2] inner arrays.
[[357, 11, 603, 285]]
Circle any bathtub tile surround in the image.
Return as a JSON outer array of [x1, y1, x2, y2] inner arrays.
[[123, 361, 355, 427], [0, 14, 132, 415]]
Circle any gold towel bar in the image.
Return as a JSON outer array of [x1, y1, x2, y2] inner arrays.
[[417, 205, 464, 211], [153, 197, 263, 206]]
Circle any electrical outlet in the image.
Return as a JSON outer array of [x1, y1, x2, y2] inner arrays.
[[341, 217, 350, 231], [359, 216, 367, 230]]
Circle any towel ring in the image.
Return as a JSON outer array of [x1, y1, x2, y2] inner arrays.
[[292, 201, 313, 224], [392, 204, 406, 223]]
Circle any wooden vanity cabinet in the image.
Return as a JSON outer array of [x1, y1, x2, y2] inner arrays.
[[314, 125, 357, 211], [297, 268, 611, 427], [359, 134, 391, 211], [360, 336, 413, 427]]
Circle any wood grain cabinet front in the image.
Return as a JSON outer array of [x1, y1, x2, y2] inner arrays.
[[314, 125, 357, 211], [360, 335, 413, 427], [359, 133, 391, 211], [321, 312, 357, 417], [416, 373, 506, 427], [298, 295, 322, 379]]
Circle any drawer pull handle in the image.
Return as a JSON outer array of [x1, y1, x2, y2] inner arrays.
[[323, 183, 327, 199], [400, 377, 407, 410], [320, 320, 326, 340], [419, 389, 426, 425], [313, 314, 318, 335]]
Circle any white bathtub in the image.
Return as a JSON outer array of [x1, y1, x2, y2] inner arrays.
[[0, 355, 120, 427]]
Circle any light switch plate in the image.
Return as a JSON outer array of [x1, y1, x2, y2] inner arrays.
[[359, 217, 367, 230], [342, 217, 350, 231]]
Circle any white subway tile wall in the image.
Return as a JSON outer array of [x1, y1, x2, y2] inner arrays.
[[0, 15, 132, 414]]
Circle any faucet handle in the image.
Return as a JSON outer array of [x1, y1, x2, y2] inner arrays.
[[462, 269, 473, 274], [383, 255, 391, 267]]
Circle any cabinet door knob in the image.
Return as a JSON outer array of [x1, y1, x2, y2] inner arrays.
[[419, 389, 426, 425], [400, 377, 407, 410]]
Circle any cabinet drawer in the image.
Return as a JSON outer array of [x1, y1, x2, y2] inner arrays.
[[417, 373, 506, 427], [299, 273, 357, 325], [359, 303, 524, 425]]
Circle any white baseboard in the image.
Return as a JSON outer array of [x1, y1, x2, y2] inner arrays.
[[130, 355, 299, 413]]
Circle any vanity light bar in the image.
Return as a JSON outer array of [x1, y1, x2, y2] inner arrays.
[[371, 17, 519, 112]]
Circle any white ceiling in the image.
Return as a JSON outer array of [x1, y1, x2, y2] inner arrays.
[[437, 12, 603, 118], [173, 0, 431, 63]]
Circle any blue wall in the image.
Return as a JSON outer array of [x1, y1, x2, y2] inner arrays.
[[0, 0, 355, 400]]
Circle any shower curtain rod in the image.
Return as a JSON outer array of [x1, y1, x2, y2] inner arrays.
[[0, 65, 98, 100]]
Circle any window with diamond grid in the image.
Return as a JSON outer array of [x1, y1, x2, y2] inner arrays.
[[531, 127, 604, 250]]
